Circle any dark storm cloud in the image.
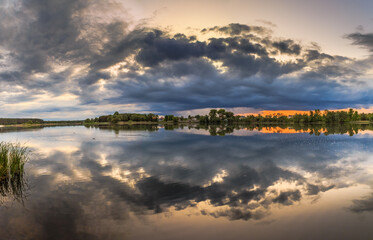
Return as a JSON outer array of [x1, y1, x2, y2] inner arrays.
[[123, 31, 304, 79], [272, 39, 301, 55], [306, 183, 335, 195], [0, 71, 23, 83], [111, 28, 296, 79], [104, 64, 372, 112], [88, 28, 148, 71], [272, 190, 301, 205], [0, 0, 91, 73], [346, 32, 373, 51], [201, 23, 267, 36], [304, 50, 334, 62], [203, 208, 263, 221], [301, 65, 360, 80], [0, 0, 372, 114], [135, 31, 206, 67], [84, 24, 369, 111], [21, 106, 83, 113], [349, 194, 373, 213], [0, 0, 135, 89]]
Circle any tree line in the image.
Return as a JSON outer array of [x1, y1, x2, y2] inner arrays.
[[85, 108, 373, 125], [0, 118, 44, 125], [192, 108, 373, 124], [84, 112, 158, 123]]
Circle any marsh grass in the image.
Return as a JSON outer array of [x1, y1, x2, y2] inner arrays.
[[0, 142, 29, 203]]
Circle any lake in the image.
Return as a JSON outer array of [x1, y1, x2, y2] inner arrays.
[[1, 124, 373, 239]]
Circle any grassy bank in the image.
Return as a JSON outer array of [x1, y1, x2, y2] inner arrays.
[[0, 122, 83, 128]]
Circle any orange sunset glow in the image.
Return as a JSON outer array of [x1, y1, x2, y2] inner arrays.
[[236, 107, 373, 117]]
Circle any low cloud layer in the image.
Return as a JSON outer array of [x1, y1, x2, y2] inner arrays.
[[1, 0, 373, 118]]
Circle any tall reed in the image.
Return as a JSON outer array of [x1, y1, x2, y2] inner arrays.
[[0, 142, 28, 202]]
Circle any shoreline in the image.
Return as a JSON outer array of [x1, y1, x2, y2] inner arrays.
[[0, 120, 372, 129], [0, 122, 83, 128]]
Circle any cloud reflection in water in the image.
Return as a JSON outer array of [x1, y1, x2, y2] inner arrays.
[[0, 126, 373, 239]]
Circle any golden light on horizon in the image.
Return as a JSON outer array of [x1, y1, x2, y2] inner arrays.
[[236, 107, 373, 117]]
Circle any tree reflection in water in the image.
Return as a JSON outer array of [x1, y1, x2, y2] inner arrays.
[[85, 123, 373, 136]]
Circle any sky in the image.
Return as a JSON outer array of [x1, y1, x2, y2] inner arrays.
[[1, 0, 373, 119]]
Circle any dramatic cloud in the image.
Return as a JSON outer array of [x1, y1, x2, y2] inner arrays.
[[0, 0, 373, 118], [349, 193, 373, 213], [347, 32, 373, 52]]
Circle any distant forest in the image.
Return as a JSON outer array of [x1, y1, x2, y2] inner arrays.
[[0, 119, 83, 126], [0, 118, 44, 125], [197, 109, 373, 124], [85, 108, 373, 124], [84, 112, 158, 123]]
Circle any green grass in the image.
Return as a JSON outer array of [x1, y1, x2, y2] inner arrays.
[[0, 142, 29, 202]]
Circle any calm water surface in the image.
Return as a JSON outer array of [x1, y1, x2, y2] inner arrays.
[[1, 125, 373, 239]]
